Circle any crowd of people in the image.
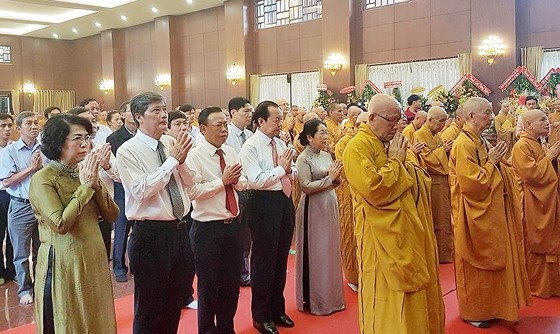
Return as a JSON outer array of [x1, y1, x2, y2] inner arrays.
[[0, 89, 559, 334]]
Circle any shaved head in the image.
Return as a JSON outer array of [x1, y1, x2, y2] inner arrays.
[[463, 97, 493, 134], [522, 109, 545, 123], [413, 110, 428, 128], [426, 106, 448, 133], [303, 112, 319, 123], [522, 109, 550, 138], [347, 106, 362, 118], [356, 111, 370, 124], [427, 106, 447, 119], [367, 94, 402, 142]]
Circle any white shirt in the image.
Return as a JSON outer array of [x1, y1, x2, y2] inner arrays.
[[239, 129, 297, 191], [93, 124, 113, 146], [0, 140, 12, 191], [187, 126, 201, 146], [186, 139, 247, 222], [225, 123, 253, 153], [115, 130, 194, 221]]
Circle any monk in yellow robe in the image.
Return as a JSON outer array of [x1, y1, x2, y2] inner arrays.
[[547, 99, 560, 145], [335, 111, 366, 291], [283, 106, 305, 139], [343, 106, 362, 134], [449, 97, 531, 328], [441, 107, 465, 142], [512, 109, 560, 298], [325, 103, 344, 150], [344, 94, 444, 334], [413, 106, 454, 263], [402, 110, 427, 142], [494, 100, 516, 157], [291, 112, 319, 208]]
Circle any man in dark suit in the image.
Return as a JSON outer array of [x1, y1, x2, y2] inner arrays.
[[106, 100, 135, 283]]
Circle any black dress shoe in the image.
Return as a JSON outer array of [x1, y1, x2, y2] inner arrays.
[[253, 321, 278, 334], [240, 276, 251, 287], [274, 314, 295, 328]]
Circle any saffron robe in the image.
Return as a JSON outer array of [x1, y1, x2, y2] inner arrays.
[[494, 112, 516, 157], [326, 118, 342, 150], [441, 121, 461, 142], [449, 124, 531, 322], [512, 132, 560, 298], [343, 123, 444, 334], [413, 125, 453, 263], [402, 122, 417, 142], [548, 111, 560, 145]]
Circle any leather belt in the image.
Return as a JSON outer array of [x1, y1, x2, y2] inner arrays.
[[135, 219, 187, 230], [10, 196, 30, 204]]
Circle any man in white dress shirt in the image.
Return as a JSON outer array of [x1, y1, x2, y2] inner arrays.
[[116, 92, 194, 334], [186, 106, 247, 334], [79, 98, 113, 145], [240, 100, 297, 334], [0, 113, 15, 286]]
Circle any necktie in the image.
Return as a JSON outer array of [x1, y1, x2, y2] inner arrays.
[[156, 141, 185, 220], [270, 139, 292, 197], [240, 130, 247, 145], [216, 149, 239, 216]]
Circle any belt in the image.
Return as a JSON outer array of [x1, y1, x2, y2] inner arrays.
[[135, 219, 187, 230], [202, 217, 237, 225], [10, 196, 30, 204]]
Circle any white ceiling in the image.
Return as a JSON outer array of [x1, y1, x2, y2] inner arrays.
[[1, 0, 226, 40]]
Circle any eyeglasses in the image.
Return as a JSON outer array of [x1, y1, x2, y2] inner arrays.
[[371, 112, 401, 124], [66, 134, 92, 144]]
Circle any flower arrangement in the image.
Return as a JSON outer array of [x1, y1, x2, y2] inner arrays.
[[499, 66, 542, 98], [358, 80, 382, 107], [540, 68, 560, 98], [340, 86, 358, 104], [433, 90, 459, 117], [313, 84, 337, 109]]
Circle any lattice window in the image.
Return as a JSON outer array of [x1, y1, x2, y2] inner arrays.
[[0, 45, 11, 64], [256, 0, 322, 30], [364, 0, 410, 10]]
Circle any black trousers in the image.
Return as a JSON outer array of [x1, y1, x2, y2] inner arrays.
[[112, 182, 133, 277], [43, 246, 54, 334], [0, 190, 15, 279], [246, 190, 294, 323], [183, 211, 196, 306], [98, 220, 112, 261], [129, 220, 189, 334], [237, 191, 251, 282], [190, 219, 243, 334]]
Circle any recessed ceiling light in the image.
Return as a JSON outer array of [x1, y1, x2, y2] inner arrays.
[[72, 28, 78, 33], [120, 15, 127, 21], [151, 7, 158, 13], [95, 22, 102, 28], [187, 0, 193, 3], [52, 33, 59, 39]]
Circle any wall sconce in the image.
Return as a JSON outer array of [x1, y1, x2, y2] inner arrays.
[[226, 62, 244, 85], [324, 53, 344, 76], [154, 74, 171, 90], [478, 35, 505, 65], [99, 80, 114, 95], [23, 80, 36, 97]]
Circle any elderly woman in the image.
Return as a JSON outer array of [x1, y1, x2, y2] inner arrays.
[[295, 118, 345, 316], [29, 114, 119, 333]]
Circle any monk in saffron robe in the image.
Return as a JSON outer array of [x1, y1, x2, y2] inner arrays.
[[334, 111, 366, 291], [344, 94, 444, 334], [343, 106, 362, 134], [292, 112, 320, 208], [547, 99, 560, 145], [402, 110, 427, 142], [325, 103, 344, 151], [413, 106, 454, 263], [283, 107, 306, 140], [512, 109, 560, 298], [494, 100, 516, 157], [441, 107, 465, 142], [449, 97, 531, 328]]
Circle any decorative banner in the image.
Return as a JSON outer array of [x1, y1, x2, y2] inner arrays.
[[316, 84, 328, 91], [427, 85, 445, 98], [411, 87, 425, 94], [339, 86, 356, 95], [539, 68, 560, 97], [498, 66, 543, 92], [360, 79, 382, 94], [384, 80, 402, 89], [450, 74, 492, 96]]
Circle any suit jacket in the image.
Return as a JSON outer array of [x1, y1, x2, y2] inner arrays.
[[107, 125, 134, 156]]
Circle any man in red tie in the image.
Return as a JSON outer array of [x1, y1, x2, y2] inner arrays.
[[240, 101, 297, 334], [185, 106, 247, 334]]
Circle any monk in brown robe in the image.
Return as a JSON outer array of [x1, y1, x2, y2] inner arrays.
[[413, 106, 454, 263], [494, 99, 516, 157], [449, 97, 531, 328], [547, 99, 560, 145], [402, 110, 427, 142], [512, 109, 560, 298]]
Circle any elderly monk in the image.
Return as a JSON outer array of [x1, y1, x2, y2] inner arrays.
[[413, 106, 454, 263], [325, 103, 344, 150], [512, 109, 560, 298], [343, 106, 362, 133], [343, 94, 444, 334], [291, 112, 320, 209], [334, 111, 366, 292], [494, 100, 516, 157], [283, 106, 306, 139], [311, 106, 327, 121], [449, 97, 531, 328], [402, 110, 427, 142], [547, 99, 560, 145], [441, 107, 465, 142]]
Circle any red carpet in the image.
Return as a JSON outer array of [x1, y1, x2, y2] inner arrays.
[[3, 260, 560, 333]]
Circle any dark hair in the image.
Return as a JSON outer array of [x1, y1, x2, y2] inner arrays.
[[168, 111, 187, 128], [107, 110, 121, 126], [198, 106, 223, 125], [118, 100, 130, 114], [178, 104, 195, 113], [78, 98, 97, 107], [130, 92, 165, 126], [299, 119, 326, 146], [252, 101, 278, 127], [228, 97, 250, 113], [525, 96, 538, 106], [16, 111, 36, 127], [407, 94, 421, 106], [67, 107, 90, 116], [0, 113, 14, 122], [43, 106, 61, 119], [41, 114, 93, 160]]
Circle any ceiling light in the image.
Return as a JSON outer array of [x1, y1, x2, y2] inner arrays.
[[72, 28, 78, 33], [95, 22, 102, 28], [151, 7, 158, 13], [52, 33, 59, 39], [121, 15, 127, 21], [0, 24, 47, 36], [187, 0, 193, 3], [0, 9, 94, 24]]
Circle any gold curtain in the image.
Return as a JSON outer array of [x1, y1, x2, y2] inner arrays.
[[33, 90, 75, 114], [250, 75, 260, 107], [355, 64, 368, 88], [10, 90, 20, 115], [458, 53, 472, 76], [521, 46, 544, 79]]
